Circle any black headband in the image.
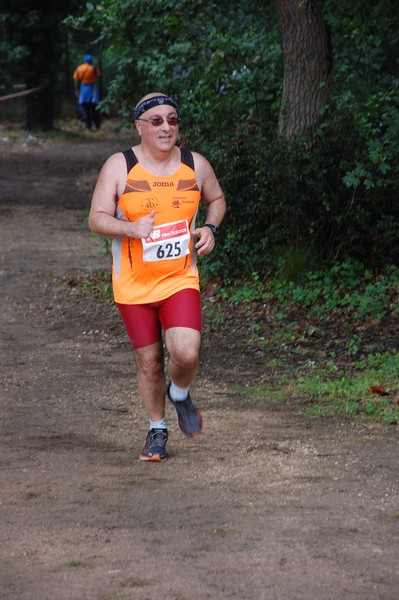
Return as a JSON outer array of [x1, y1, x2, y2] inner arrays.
[[134, 95, 179, 119]]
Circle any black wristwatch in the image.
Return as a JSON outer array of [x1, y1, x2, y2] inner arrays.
[[203, 223, 219, 237]]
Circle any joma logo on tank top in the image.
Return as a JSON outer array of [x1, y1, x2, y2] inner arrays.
[[153, 181, 174, 187]]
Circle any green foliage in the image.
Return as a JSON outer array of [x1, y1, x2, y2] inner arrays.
[[292, 352, 399, 424], [200, 90, 398, 278], [64, 0, 399, 273], [276, 244, 321, 282], [79, 270, 113, 300], [65, 0, 279, 125], [227, 263, 399, 424], [219, 260, 399, 324], [325, 0, 398, 96]]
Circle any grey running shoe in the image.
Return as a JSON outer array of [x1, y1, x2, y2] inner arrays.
[[139, 428, 168, 461], [167, 383, 203, 438]]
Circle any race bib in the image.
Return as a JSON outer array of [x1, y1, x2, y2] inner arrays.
[[142, 219, 190, 262]]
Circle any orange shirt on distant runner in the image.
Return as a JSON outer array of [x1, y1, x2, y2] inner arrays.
[[112, 151, 201, 304], [73, 63, 100, 84]]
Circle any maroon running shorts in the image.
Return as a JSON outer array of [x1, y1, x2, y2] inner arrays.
[[117, 288, 202, 349]]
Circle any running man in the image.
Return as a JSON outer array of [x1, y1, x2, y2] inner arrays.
[[88, 92, 226, 461]]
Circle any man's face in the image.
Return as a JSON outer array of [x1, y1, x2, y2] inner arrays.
[[136, 104, 179, 152]]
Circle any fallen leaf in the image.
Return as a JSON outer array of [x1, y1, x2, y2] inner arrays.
[[369, 385, 389, 396]]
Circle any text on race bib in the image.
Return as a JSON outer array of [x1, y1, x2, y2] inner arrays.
[[142, 219, 191, 262]]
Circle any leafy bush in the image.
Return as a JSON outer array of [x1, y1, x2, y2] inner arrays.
[[197, 91, 398, 282], [66, 0, 399, 281], [218, 260, 399, 324]]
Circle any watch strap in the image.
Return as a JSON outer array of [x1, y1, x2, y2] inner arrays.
[[203, 223, 219, 236]]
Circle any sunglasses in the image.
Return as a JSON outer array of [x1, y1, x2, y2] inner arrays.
[[138, 115, 179, 127]]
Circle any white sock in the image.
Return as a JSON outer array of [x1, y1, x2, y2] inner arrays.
[[169, 381, 189, 401], [150, 418, 167, 430]]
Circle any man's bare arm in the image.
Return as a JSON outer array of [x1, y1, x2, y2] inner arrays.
[[191, 152, 226, 256], [88, 153, 155, 240]]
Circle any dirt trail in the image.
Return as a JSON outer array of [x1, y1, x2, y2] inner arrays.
[[0, 122, 398, 600]]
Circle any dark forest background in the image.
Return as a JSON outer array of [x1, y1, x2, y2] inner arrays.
[[1, 0, 398, 277]]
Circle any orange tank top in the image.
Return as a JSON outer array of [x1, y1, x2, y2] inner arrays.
[[112, 148, 201, 304]]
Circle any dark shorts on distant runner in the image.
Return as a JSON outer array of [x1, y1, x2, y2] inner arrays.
[[117, 288, 202, 349]]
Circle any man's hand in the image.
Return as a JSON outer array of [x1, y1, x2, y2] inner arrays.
[[193, 226, 216, 257], [131, 210, 155, 239]]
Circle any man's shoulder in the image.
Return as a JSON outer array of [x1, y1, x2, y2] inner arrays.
[[189, 151, 211, 171], [101, 151, 129, 175], [73, 63, 84, 75]]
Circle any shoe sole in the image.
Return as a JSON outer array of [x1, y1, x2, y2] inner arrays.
[[139, 453, 167, 462]]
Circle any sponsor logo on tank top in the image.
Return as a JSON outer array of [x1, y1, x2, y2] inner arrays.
[[140, 196, 159, 210]]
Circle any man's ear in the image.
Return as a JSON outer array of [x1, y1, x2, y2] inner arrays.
[[135, 120, 142, 136]]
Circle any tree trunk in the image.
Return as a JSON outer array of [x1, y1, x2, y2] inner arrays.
[[25, 2, 63, 130], [273, 0, 332, 142]]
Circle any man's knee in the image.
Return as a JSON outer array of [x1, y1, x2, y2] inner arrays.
[[135, 348, 164, 379], [165, 328, 201, 370], [170, 345, 199, 370]]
